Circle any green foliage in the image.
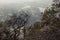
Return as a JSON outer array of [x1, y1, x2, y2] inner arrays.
[[42, 8, 56, 20], [33, 22, 41, 29], [25, 2, 60, 40]]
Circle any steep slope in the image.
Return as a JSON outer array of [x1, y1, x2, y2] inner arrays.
[[19, 6, 43, 26]]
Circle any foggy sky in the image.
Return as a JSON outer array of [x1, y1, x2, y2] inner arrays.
[[0, 0, 52, 4], [0, 0, 53, 23]]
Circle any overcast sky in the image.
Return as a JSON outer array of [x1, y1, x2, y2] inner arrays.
[[0, 0, 52, 4]]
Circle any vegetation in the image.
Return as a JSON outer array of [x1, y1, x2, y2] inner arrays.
[[24, 1, 60, 40], [0, 1, 60, 40], [0, 13, 30, 40]]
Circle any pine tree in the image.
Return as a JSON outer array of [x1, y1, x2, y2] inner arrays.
[[41, 0, 60, 29], [25, 0, 60, 40]]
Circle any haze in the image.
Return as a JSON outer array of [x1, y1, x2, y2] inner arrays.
[[0, 0, 52, 4], [0, 0, 53, 22]]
